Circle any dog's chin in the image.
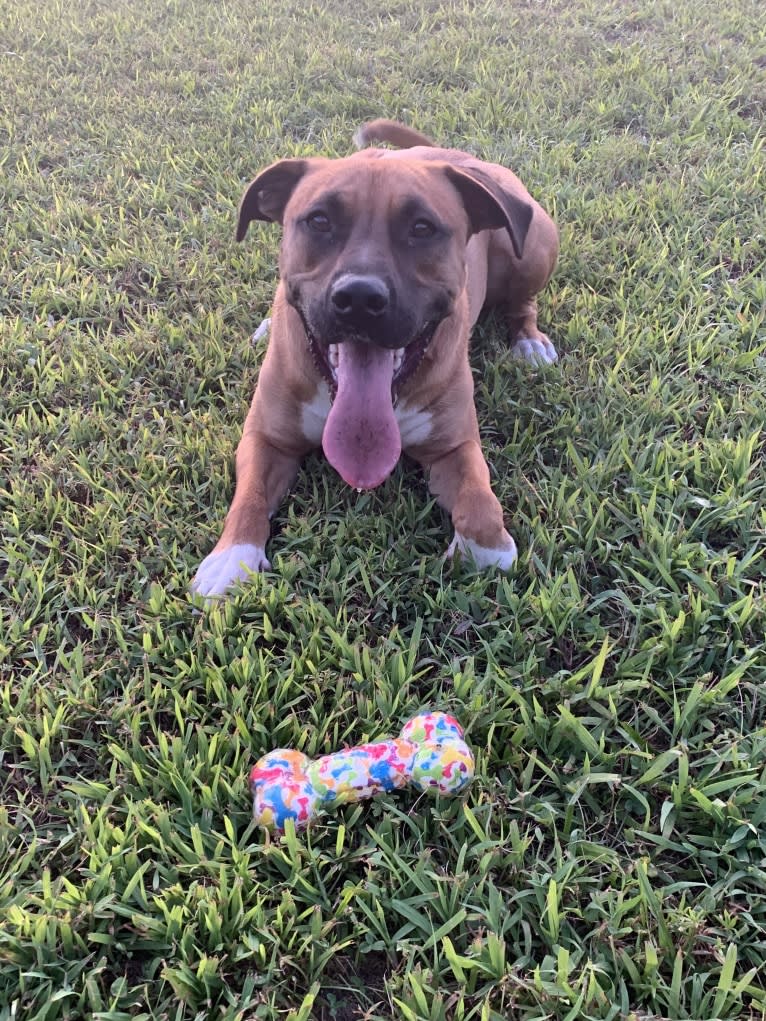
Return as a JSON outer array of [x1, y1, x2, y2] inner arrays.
[[301, 318, 441, 399]]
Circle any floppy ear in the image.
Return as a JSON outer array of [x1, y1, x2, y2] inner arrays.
[[236, 159, 311, 240], [443, 164, 533, 259]]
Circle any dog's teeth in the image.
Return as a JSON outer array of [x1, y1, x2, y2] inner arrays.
[[393, 347, 404, 371], [329, 344, 339, 368]]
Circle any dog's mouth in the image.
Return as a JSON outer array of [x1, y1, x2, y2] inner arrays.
[[298, 317, 439, 491], [306, 321, 438, 401]]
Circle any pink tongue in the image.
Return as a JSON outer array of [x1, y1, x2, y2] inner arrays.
[[322, 341, 401, 490]]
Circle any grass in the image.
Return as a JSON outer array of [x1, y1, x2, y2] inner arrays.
[[1, 0, 765, 1017]]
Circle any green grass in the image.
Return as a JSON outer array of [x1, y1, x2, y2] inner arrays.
[[1, 0, 765, 1017]]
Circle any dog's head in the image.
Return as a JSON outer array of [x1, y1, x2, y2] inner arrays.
[[235, 153, 533, 490], [236, 153, 532, 392]]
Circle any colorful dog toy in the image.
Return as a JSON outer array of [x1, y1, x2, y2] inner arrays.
[[250, 711, 474, 831]]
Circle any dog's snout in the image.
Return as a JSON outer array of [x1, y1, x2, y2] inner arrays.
[[330, 275, 390, 323]]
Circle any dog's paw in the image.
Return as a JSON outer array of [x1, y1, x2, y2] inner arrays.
[[251, 317, 272, 344], [191, 543, 271, 600], [511, 335, 558, 365], [445, 530, 518, 571]]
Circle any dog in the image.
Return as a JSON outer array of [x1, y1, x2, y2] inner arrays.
[[192, 120, 559, 598]]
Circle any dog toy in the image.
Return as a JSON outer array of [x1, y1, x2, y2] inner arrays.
[[250, 711, 474, 831]]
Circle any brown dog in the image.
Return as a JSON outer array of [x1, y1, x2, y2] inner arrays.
[[192, 120, 559, 598]]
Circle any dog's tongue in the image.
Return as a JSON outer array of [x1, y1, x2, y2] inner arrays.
[[322, 341, 401, 490]]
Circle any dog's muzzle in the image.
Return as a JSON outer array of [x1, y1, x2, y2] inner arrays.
[[327, 273, 400, 347]]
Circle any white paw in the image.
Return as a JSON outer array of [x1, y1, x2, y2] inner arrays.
[[512, 335, 558, 365], [191, 543, 270, 599], [445, 530, 518, 571], [251, 317, 272, 344]]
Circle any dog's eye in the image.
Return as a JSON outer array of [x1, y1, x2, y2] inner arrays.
[[306, 211, 331, 233], [410, 219, 437, 239]]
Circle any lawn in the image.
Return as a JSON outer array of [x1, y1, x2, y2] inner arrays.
[[1, 0, 765, 1018]]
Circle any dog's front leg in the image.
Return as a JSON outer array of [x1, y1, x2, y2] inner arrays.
[[191, 399, 306, 599], [426, 440, 518, 570]]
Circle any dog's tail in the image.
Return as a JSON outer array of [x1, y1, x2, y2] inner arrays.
[[353, 119, 435, 150]]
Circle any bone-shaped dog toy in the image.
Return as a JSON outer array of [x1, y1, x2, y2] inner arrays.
[[250, 711, 474, 831]]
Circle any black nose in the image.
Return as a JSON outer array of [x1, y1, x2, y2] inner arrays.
[[330, 274, 390, 324]]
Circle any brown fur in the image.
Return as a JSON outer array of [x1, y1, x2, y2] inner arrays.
[[192, 121, 559, 596]]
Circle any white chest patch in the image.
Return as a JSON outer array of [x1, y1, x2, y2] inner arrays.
[[300, 383, 333, 446], [395, 401, 432, 449]]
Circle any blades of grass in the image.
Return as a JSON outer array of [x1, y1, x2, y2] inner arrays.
[[712, 943, 738, 1019], [636, 860, 673, 954], [635, 748, 682, 788]]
